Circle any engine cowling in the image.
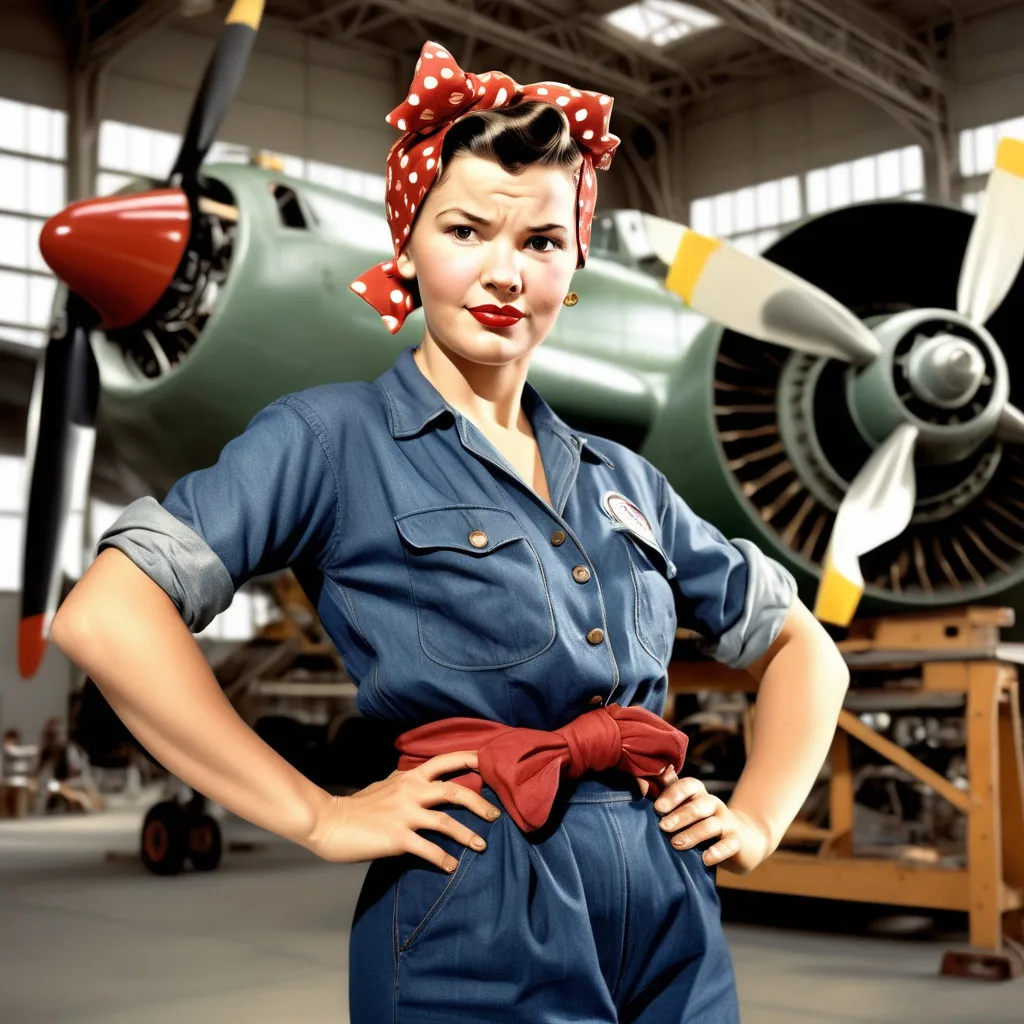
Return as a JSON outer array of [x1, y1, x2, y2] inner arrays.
[[642, 200, 1024, 620]]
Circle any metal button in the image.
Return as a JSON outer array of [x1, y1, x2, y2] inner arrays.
[[468, 530, 489, 548], [586, 628, 604, 645], [551, 530, 566, 546], [587, 694, 604, 706], [572, 565, 591, 584]]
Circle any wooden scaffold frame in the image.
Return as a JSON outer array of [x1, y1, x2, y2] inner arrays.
[[666, 606, 1024, 981]]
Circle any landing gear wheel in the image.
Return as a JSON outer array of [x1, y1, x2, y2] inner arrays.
[[140, 800, 188, 876], [187, 812, 223, 872]]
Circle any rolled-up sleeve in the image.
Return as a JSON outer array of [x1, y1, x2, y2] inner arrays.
[[656, 470, 796, 669], [96, 395, 339, 633]]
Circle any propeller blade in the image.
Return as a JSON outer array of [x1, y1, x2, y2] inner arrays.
[[997, 403, 1024, 444], [957, 137, 1024, 325], [168, 0, 266, 189], [813, 424, 919, 627], [642, 214, 881, 364], [19, 293, 100, 679]]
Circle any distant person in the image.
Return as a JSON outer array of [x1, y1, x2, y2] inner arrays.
[[2, 728, 38, 818], [34, 717, 102, 814], [50, 40, 849, 1023]]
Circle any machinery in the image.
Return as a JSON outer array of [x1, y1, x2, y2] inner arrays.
[[642, 198, 1024, 629]]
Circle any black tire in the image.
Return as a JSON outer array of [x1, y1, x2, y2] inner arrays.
[[140, 800, 188, 876], [187, 812, 223, 872]]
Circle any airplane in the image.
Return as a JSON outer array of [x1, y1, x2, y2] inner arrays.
[[15, 0, 1024, 871]]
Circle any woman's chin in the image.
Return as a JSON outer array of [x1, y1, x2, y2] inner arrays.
[[451, 327, 532, 362]]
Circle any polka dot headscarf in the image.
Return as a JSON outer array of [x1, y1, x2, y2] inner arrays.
[[350, 40, 620, 334]]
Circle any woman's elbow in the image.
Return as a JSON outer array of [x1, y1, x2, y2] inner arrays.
[[49, 549, 151, 657]]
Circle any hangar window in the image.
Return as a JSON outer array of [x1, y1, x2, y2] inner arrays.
[[805, 146, 922, 216], [605, 0, 720, 46], [692, 147, 924, 255], [96, 120, 387, 209], [959, 116, 1024, 188], [0, 98, 64, 353], [690, 175, 800, 255], [97, 120, 255, 194]]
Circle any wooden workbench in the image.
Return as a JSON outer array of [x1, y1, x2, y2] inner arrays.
[[666, 606, 1024, 981]]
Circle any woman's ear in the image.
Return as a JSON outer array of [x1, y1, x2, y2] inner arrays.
[[396, 250, 416, 281]]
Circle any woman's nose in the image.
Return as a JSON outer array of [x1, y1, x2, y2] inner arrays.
[[482, 243, 522, 294]]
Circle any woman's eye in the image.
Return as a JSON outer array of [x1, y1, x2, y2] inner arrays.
[[528, 236, 560, 252], [450, 225, 475, 241]]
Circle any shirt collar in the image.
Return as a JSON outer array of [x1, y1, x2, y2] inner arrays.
[[377, 345, 615, 469]]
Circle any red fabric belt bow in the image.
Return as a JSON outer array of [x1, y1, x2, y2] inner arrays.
[[394, 704, 687, 833]]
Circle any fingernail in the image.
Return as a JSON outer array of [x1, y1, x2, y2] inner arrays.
[[673, 837, 688, 849], [654, 801, 668, 812], [471, 837, 486, 850], [488, 807, 501, 820], [446, 859, 458, 872]]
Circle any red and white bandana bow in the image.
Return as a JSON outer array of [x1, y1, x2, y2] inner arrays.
[[350, 40, 620, 334]]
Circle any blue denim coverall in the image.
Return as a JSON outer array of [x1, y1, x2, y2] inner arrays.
[[99, 344, 796, 1022]]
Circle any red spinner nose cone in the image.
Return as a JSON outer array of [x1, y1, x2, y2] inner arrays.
[[40, 189, 191, 329]]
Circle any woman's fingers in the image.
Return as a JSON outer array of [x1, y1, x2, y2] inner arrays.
[[668, 814, 723, 850], [653, 774, 705, 814], [702, 834, 741, 865], [417, 749, 480, 780], [658, 794, 719, 833], [413, 805, 489, 857], [405, 831, 464, 874], [427, 778, 502, 824]]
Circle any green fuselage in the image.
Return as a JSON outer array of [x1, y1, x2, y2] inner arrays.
[[94, 163, 702, 496]]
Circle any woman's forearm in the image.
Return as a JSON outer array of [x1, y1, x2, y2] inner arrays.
[[51, 549, 332, 849], [726, 613, 850, 851]]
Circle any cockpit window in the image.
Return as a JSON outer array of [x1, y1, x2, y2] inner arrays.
[[589, 215, 620, 256], [273, 185, 308, 229]]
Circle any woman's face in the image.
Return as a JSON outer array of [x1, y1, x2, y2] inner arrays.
[[397, 152, 579, 367]]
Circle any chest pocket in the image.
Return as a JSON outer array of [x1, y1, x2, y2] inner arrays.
[[614, 524, 678, 665], [395, 505, 556, 671]]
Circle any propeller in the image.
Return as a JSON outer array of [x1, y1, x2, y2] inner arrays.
[[641, 214, 881, 364], [812, 425, 918, 626], [18, 0, 265, 678], [647, 135, 1024, 627]]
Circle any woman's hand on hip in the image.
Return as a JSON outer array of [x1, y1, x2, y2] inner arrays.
[[652, 767, 771, 875], [305, 750, 501, 871]]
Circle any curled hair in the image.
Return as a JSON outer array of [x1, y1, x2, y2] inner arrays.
[[437, 101, 582, 184]]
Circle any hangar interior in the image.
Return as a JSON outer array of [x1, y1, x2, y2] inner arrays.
[[2, 0, 1024, 1021]]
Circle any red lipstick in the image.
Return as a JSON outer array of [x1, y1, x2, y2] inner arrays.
[[468, 304, 524, 329]]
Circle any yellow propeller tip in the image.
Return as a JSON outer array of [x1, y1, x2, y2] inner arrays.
[[813, 566, 864, 627], [664, 231, 722, 306], [225, 0, 264, 29], [995, 137, 1024, 179]]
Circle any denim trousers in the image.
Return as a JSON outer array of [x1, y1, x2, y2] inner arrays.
[[349, 769, 740, 1023]]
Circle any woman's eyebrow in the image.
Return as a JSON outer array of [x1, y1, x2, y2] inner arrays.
[[436, 207, 488, 224], [435, 208, 568, 234]]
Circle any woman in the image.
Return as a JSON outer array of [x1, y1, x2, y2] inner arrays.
[[51, 43, 849, 1022]]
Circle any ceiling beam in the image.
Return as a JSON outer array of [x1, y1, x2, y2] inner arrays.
[[695, 0, 946, 140]]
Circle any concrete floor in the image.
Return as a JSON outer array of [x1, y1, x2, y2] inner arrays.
[[0, 805, 1020, 1023]]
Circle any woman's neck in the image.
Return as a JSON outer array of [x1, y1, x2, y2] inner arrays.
[[413, 339, 531, 436]]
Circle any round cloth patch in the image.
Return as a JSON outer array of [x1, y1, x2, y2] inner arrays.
[[601, 491, 657, 547]]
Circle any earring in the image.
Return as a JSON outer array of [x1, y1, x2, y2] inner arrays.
[[563, 292, 579, 307]]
